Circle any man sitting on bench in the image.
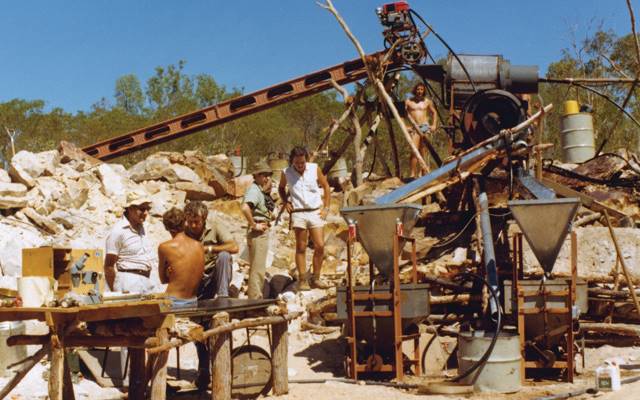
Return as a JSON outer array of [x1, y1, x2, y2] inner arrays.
[[158, 207, 205, 309]]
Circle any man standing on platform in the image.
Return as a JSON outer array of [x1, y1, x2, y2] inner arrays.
[[104, 190, 156, 294], [241, 161, 275, 299], [278, 146, 331, 290], [405, 82, 438, 178]]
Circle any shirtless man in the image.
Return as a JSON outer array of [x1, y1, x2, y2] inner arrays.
[[158, 207, 204, 309], [405, 82, 438, 178]]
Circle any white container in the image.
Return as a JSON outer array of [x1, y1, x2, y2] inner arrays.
[[596, 362, 621, 392], [0, 321, 27, 377], [17, 277, 56, 307]]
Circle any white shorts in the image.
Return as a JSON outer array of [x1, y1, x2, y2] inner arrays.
[[114, 271, 157, 294], [291, 210, 325, 230]]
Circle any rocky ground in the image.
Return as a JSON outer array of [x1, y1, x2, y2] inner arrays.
[[1, 145, 640, 398]]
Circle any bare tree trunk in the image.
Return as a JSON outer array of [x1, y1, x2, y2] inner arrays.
[[318, 0, 428, 173]]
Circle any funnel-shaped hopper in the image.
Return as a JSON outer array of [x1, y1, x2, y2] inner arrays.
[[341, 204, 422, 278], [508, 198, 580, 274]]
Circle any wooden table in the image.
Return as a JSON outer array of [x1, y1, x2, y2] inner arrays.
[[0, 298, 286, 400], [0, 300, 171, 400]]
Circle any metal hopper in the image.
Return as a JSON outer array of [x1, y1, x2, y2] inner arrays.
[[508, 198, 580, 274], [341, 203, 422, 278]]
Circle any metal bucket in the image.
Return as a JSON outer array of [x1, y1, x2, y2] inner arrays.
[[458, 330, 522, 393], [0, 321, 27, 377], [328, 157, 348, 179], [229, 155, 247, 177], [560, 113, 595, 163]]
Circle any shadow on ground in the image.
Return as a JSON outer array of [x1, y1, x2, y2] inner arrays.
[[293, 337, 346, 375]]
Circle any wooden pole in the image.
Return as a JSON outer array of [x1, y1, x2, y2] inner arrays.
[[49, 334, 64, 400], [383, 110, 401, 177], [271, 321, 289, 395], [148, 328, 169, 400], [63, 354, 76, 400], [128, 348, 147, 400], [0, 344, 49, 400], [211, 312, 231, 400], [604, 210, 640, 318]]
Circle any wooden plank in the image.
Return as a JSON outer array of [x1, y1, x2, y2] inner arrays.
[[128, 348, 147, 400], [0, 344, 49, 399], [540, 178, 631, 226], [352, 311, 393, 318], [0, 300, 169, 324], [9, 334, 148, 348], [352, 292, 392, 301]]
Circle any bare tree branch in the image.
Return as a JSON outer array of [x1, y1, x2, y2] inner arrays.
[[319, 0, 429, 173]]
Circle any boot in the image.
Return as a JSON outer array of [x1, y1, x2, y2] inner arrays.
[[310, 276, 331, 289]]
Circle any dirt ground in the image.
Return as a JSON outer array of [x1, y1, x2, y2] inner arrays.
[[3, 328, 640, 400]]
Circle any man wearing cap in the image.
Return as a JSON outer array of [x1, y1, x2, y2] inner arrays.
[[241, 160, 276, 299], [104, 190, 157, 294]]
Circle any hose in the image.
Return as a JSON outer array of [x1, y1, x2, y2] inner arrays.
[[450, 272, 503, 384], [289, 377, 418, 389]]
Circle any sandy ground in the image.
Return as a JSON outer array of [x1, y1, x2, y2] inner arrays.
[[3, 331, 640, 400]]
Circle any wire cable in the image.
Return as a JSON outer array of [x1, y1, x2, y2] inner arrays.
[[409, 9, 477, 92]]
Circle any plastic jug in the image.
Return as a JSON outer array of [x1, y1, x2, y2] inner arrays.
[[595, 359, 621, 391]]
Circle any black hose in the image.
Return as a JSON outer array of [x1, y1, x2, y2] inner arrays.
[[289, 378, 418, 389], [450, 272, 503, 384]]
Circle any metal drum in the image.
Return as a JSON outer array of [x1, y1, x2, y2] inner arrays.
[[458, 330, 522, 393], [268, 158, 288, 182], [560, 112, 595, 163], [229, 155, 247, 176], [328, 157, 348, 180]]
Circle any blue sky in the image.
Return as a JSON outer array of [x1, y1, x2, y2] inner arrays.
[[0, 1, 632, 113]]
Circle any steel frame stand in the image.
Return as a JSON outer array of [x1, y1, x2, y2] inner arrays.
[[345, 231, 421, 380], [512, 231, 577, 383]]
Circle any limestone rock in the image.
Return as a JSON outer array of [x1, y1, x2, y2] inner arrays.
[[57, 178, 90, 210], [58, 141, 101, 167], [96, 164, 129, 205], [9, 163, 35, 188], [0, 220, 47, 275], [0, 168, 11, 183], [149, 189, 186, 217], [171, 164, 202, 183], [0, 195, 28, 209], [129, 156, 179, 183], [10, 150, 60, 180], [21, 207, 61, 234], [174, 181, 217, 201], [0, 182, 27, 197]]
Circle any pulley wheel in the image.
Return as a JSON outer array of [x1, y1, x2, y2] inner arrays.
[[366, 353, 384, 371], [231, 344, 272, 399], [460, 89, 525, 146]]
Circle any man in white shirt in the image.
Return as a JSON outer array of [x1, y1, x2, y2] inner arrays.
[[104, 190, 156, 294], [278, 146, 331, 290]]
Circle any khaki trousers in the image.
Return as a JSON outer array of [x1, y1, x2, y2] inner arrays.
[[247, 229, 269, 299]]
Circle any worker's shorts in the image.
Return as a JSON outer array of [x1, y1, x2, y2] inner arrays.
[[291, 210, 325, 230]]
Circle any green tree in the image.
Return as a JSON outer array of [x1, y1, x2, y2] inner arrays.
[[115, 74, 145, 114]]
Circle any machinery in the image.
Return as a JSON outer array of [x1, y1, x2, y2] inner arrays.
[[506, 198, 585, 381], [339, 203, 430, 380], [69, 0, 593, 389], [376, 1, 426, 64]]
